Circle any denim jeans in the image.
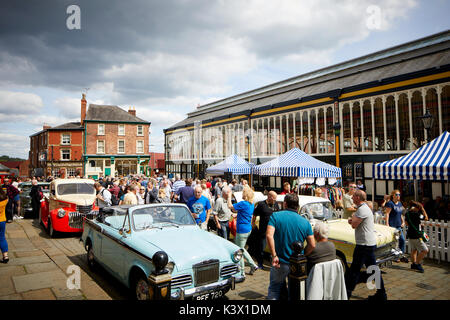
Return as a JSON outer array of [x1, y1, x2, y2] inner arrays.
[[345, 245, 385, 297], [396, 227, 405, 253], [217, 221, 230, 240], [235, 231, 257, 271], [267, 263, 291, 300], [255, 237, 267, 266], [0, 221, 8, 253]]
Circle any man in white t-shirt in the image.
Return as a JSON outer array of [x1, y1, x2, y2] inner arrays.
[[345, 190, 386, 300]]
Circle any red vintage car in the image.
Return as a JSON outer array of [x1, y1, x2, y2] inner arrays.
[[40, 178, 99, 237]]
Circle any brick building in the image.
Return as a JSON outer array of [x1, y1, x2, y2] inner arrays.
[[82, 96, 151, 178], [0, 160, 30, 178], [29, 122, 84, 178]]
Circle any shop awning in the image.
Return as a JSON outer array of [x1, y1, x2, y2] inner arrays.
[[253, 148, 342, 178], [373, 131, 450, 181], [205, 154, 255, 175]]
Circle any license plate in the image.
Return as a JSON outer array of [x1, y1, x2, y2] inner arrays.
[[194, 290, 223, 300]]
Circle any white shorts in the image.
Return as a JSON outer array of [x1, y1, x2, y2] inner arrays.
[[409, 238, 428, 253]]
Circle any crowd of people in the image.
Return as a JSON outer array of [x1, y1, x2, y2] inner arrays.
[[0, 172, 445, 300]]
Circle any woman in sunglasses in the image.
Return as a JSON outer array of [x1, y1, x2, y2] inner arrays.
[[385, 190, 408, 263]]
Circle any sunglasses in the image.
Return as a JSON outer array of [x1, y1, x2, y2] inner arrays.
[[349, 186, 356, 189], [395, 193, 401, 196]]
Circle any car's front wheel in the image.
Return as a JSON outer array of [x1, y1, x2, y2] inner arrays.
[[133, 274, 150, 300], [47, 218, 56, 238], [86, 242, 97, 270]]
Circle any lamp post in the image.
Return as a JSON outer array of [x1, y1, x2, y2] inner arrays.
[[420, 109, 434, 143], [333, 100, 341, 168]]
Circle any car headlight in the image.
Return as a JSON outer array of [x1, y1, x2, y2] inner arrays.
[[57, 208, 66, 218], [394, 229, 400, 240], [166, 261, 175, 274], [232, 249, 243, 263]]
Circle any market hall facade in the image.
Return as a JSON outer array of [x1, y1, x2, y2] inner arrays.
[[164, 31, 450, 200]]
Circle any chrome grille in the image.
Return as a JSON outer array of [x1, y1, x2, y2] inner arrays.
[[220, 264, 239, 278], [171, 274, 192, 288], [77, 204, 93, 214], [68, 210, 98, 229], [375, 242, 396, 258], [193, 259, 219, 287]]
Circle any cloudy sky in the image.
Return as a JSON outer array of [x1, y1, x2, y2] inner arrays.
[[0, 0, 449, 159]]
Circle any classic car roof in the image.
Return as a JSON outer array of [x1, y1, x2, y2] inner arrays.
[[103, 203, 190, 215], [19, 182, 50, 186], [51, 178, 95, 185]]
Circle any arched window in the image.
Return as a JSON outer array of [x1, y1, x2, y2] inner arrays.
[[310, 110, 317, 153], [363, 100, 373, 151], [342, 103, 351, 152], [288, 113, 295, 150], [442, 85, 450, 132], [411, 91, 424, 148], [425, 88, 439, 140], [385, 96, 397, 150], [326, 107, 334, 153], [397, 93, 410, 150], [374, 98, 384, 151], [352, 101, 362, 152], [295, 112, 302, 149], [318, 109, 325, 153], [269, 117, 275, 155], [302, 112, 309, 153], [281, 115, 287, 153]]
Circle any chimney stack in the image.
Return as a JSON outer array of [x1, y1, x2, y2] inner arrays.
[[128, 106, 136, 117], [81, 93, 87, 126], [43, 123, 51, 130]]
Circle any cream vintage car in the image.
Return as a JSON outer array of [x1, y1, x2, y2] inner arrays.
[[233, 192, 402, 270], [40, 178, 99, 237]]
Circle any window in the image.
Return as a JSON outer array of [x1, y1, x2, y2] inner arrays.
[[118, 124, 125, 136], [98, 124, 105, 135], [137, 125, 144, 136], [118, 140, 125, 153], [61, 134, 71, 145], [61, 149, 70, 160], [67, 168, 76, 177], [136, 140, 144, 153], [97, 140, 105, 154]]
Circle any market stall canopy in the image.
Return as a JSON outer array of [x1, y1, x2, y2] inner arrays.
[[205, 154, 255, 175], [253, 148, 342, 178], [373, 131, 450, 181]]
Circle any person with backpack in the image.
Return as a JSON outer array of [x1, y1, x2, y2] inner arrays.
[[95, 182, 112, 210]]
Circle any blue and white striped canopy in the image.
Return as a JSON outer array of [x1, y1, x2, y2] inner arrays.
[[205, 154, 255, 175], [253, 148, 342, 178], [374, 131, 450, 181]]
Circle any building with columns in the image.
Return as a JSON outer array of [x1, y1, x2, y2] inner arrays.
[[164, 31, 450, 200]]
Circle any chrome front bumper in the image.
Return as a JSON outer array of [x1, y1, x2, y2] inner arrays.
[[171, 274, 246, 300], [376, 248, 403, 267]]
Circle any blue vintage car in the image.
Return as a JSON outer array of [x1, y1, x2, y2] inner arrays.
[[81, 203, 245, 300]]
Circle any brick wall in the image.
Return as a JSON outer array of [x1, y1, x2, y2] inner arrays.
[[85, 122, 149, 155], [48, 130, 83, 161]]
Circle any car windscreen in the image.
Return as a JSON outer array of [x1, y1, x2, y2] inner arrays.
[[300, 202, 337, 220], [132, 206, 196, 231], [57, 183, 95, 195]]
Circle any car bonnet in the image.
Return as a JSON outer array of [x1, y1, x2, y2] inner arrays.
[[133, 226, 237, 272]]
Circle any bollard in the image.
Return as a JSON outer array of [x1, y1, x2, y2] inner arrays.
[[147, 251, 172, 300], [289, 241, 308, 300]]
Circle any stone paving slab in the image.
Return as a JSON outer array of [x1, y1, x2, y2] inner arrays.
[[21, 288, 56, 300], [24, 261, 59, 274], [12, 270, 68, 293]]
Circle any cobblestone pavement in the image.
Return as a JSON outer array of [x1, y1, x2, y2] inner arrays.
[[1, 219, 449, 300]]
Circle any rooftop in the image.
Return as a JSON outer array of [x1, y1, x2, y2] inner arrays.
[[86, 104, 150, 124]]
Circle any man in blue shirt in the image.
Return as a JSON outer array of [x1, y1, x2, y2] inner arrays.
[[266, 193, 315, 300], [187, 185, 211, 230]]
